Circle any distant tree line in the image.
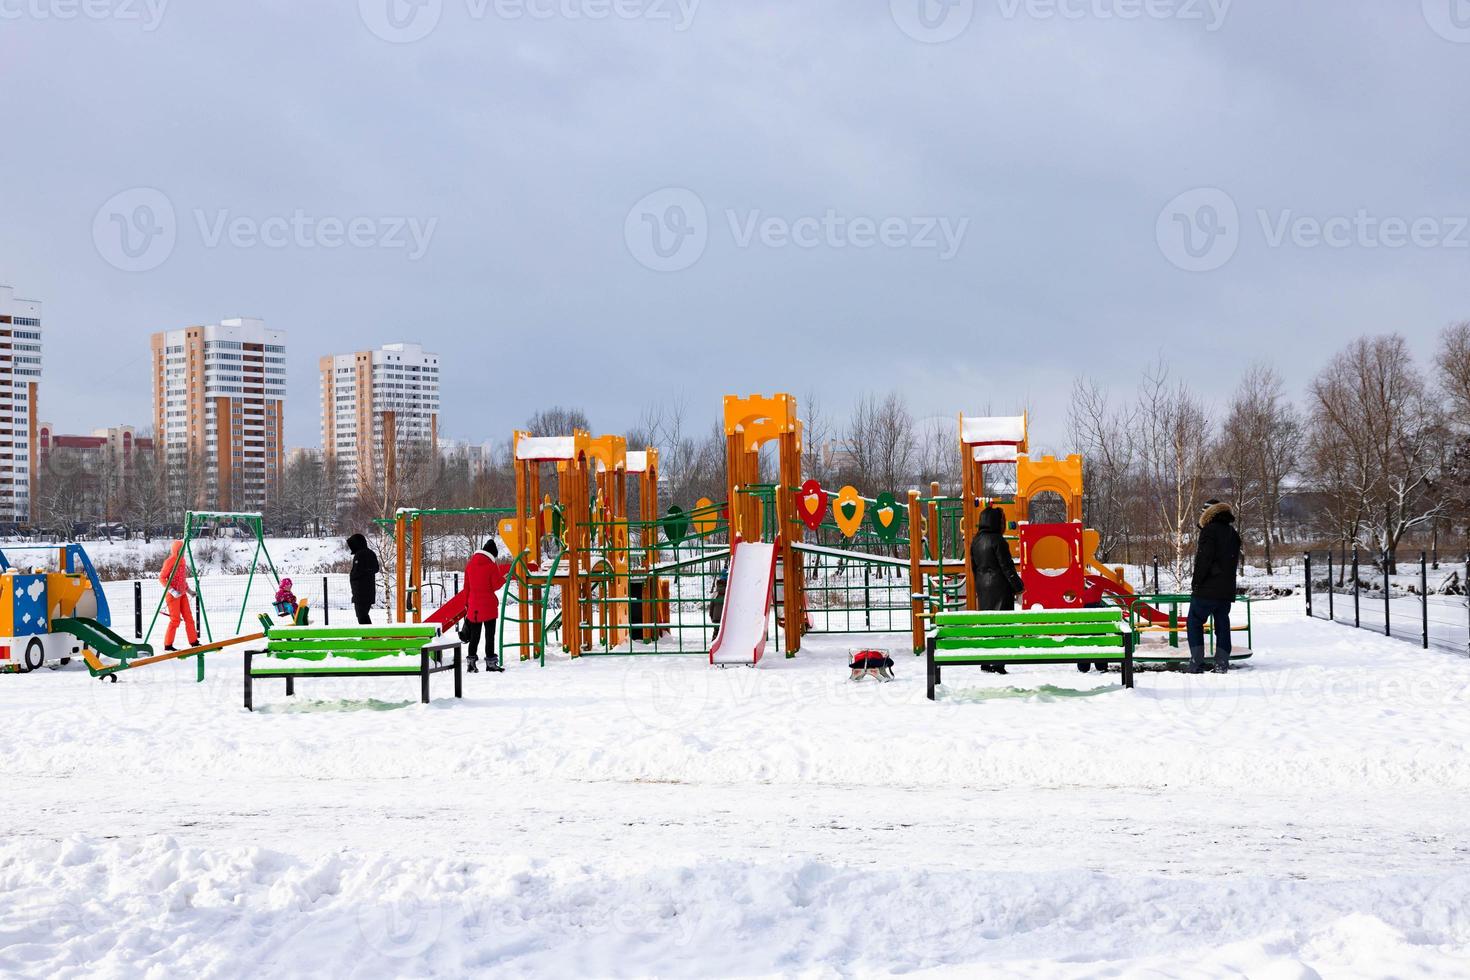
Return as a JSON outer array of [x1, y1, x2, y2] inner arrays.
[[30, 325, 1468, 575]]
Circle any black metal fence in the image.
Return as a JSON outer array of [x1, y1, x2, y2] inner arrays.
[[1304, 549, 1470, 655]]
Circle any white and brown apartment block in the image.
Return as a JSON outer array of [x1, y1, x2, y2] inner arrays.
[[0, 286, 41, 523], [319, 343, 439, 498], [150, 318, 286, 512]]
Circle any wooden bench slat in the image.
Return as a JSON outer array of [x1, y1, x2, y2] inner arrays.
[[267, 626, 438, 640], [936, 622, 1123, 638], [936, 635, 1125, 650], [934, 609, 1121, 625], [266, 639, 430, 653], [251, 664, 426, 676], [266, 650, 429, 662], [935, 649, 1121, 663]]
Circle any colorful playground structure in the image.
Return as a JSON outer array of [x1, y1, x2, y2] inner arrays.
[[382, 393, 1252, 667], [7, 394, 1249, 687]]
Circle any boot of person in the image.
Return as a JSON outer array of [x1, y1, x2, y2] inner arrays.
[[1184, 647, 1206, 674], [1213, 654, 1230, 674], [467, 654, 480, 674]]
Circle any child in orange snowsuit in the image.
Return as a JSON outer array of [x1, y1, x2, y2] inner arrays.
[[160, 540, 199, 651]]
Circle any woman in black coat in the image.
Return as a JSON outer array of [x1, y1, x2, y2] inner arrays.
[[970, 505, 1025, 610], [970, 506, 1025, 673], [346, 533, 380, 625]]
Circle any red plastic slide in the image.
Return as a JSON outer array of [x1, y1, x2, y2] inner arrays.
[[425, 590, 468, 630], [1084, 575, 1172, 625]]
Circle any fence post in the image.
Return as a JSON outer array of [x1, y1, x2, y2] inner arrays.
[[323, 575, 329, 626], [864, 565, 871, 629], [1152, 556, 1160, 594], [134, 581, 143, 640], [1383, 550, 1391, 638], [1304, 553, 1312, 618], [1421, 551, 1429, 650], [1327, 550, 1334, 621], [1352, 547, 1360, 629], [454, 572, 460, 598]]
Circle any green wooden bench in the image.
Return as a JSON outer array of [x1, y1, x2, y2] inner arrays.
[[926, 608, 1135, 700], [244, 625, 463, 711]]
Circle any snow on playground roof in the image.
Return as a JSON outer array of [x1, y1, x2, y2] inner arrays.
[[961, 415, 1026, 445], [973, 445, 1019, 464], [516, 436, 576, 461], [626, 451, 649, 474]]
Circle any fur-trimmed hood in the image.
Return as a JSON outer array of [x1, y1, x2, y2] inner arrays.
[[1198, 501, 1235, 528]]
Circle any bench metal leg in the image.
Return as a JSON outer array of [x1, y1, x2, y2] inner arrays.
[[421, 651, 431, 704], [454, 645, 463, 699], [244, 651, 254, 712], [926, 637, 937, 701], [1122, 637, 1135, 689], [286, 676, 295, 697]]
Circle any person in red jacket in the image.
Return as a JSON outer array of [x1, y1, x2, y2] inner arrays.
[[463, 538, 508, 673], [159, 539, 199, 651]]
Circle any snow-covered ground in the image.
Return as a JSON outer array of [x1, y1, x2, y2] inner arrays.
[[6, 600, 1470, 977]]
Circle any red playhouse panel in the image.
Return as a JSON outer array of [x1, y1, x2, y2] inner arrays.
[[1019, 522, 1086, 609]]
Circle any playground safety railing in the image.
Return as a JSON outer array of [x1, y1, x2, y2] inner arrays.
[[579, 500, 731, 656]]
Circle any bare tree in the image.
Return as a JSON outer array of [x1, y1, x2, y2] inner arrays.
[[1133, 361, 1213, 581], [1068, 378, 1138, 564], [1307, 334, 1445, 569], [1435, 322, 1470, 546], [801, 389, 834, 486], [1216, 364, 1301, 572], [124, 450, 171, 542], [1437, 321, 1470, 418], [527, 406, 591, 437]]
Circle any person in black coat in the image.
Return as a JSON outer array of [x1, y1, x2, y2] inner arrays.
[[1186, 499, 1242, 673], [970, 505, 1026, 673], [346, 533, 380, 625]]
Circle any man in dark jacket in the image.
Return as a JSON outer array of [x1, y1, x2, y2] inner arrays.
[[1186, 500, 1242, 674], [970, 505, 1026, 673], [346, 533, 380, 625]]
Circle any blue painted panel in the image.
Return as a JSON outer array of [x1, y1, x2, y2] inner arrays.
[[12, 573, 48, 637]]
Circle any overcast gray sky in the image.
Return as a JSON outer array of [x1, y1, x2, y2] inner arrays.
[[2, 1, 1465, 452]]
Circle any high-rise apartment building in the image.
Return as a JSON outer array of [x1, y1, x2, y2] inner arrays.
[[319, 343, 439, 499], [0, 286, 41, 523], [150, 318, 286, 512]]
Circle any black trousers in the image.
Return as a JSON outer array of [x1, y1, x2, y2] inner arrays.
[[353, 598, 373, 625], [463, 617, 496, 662]]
